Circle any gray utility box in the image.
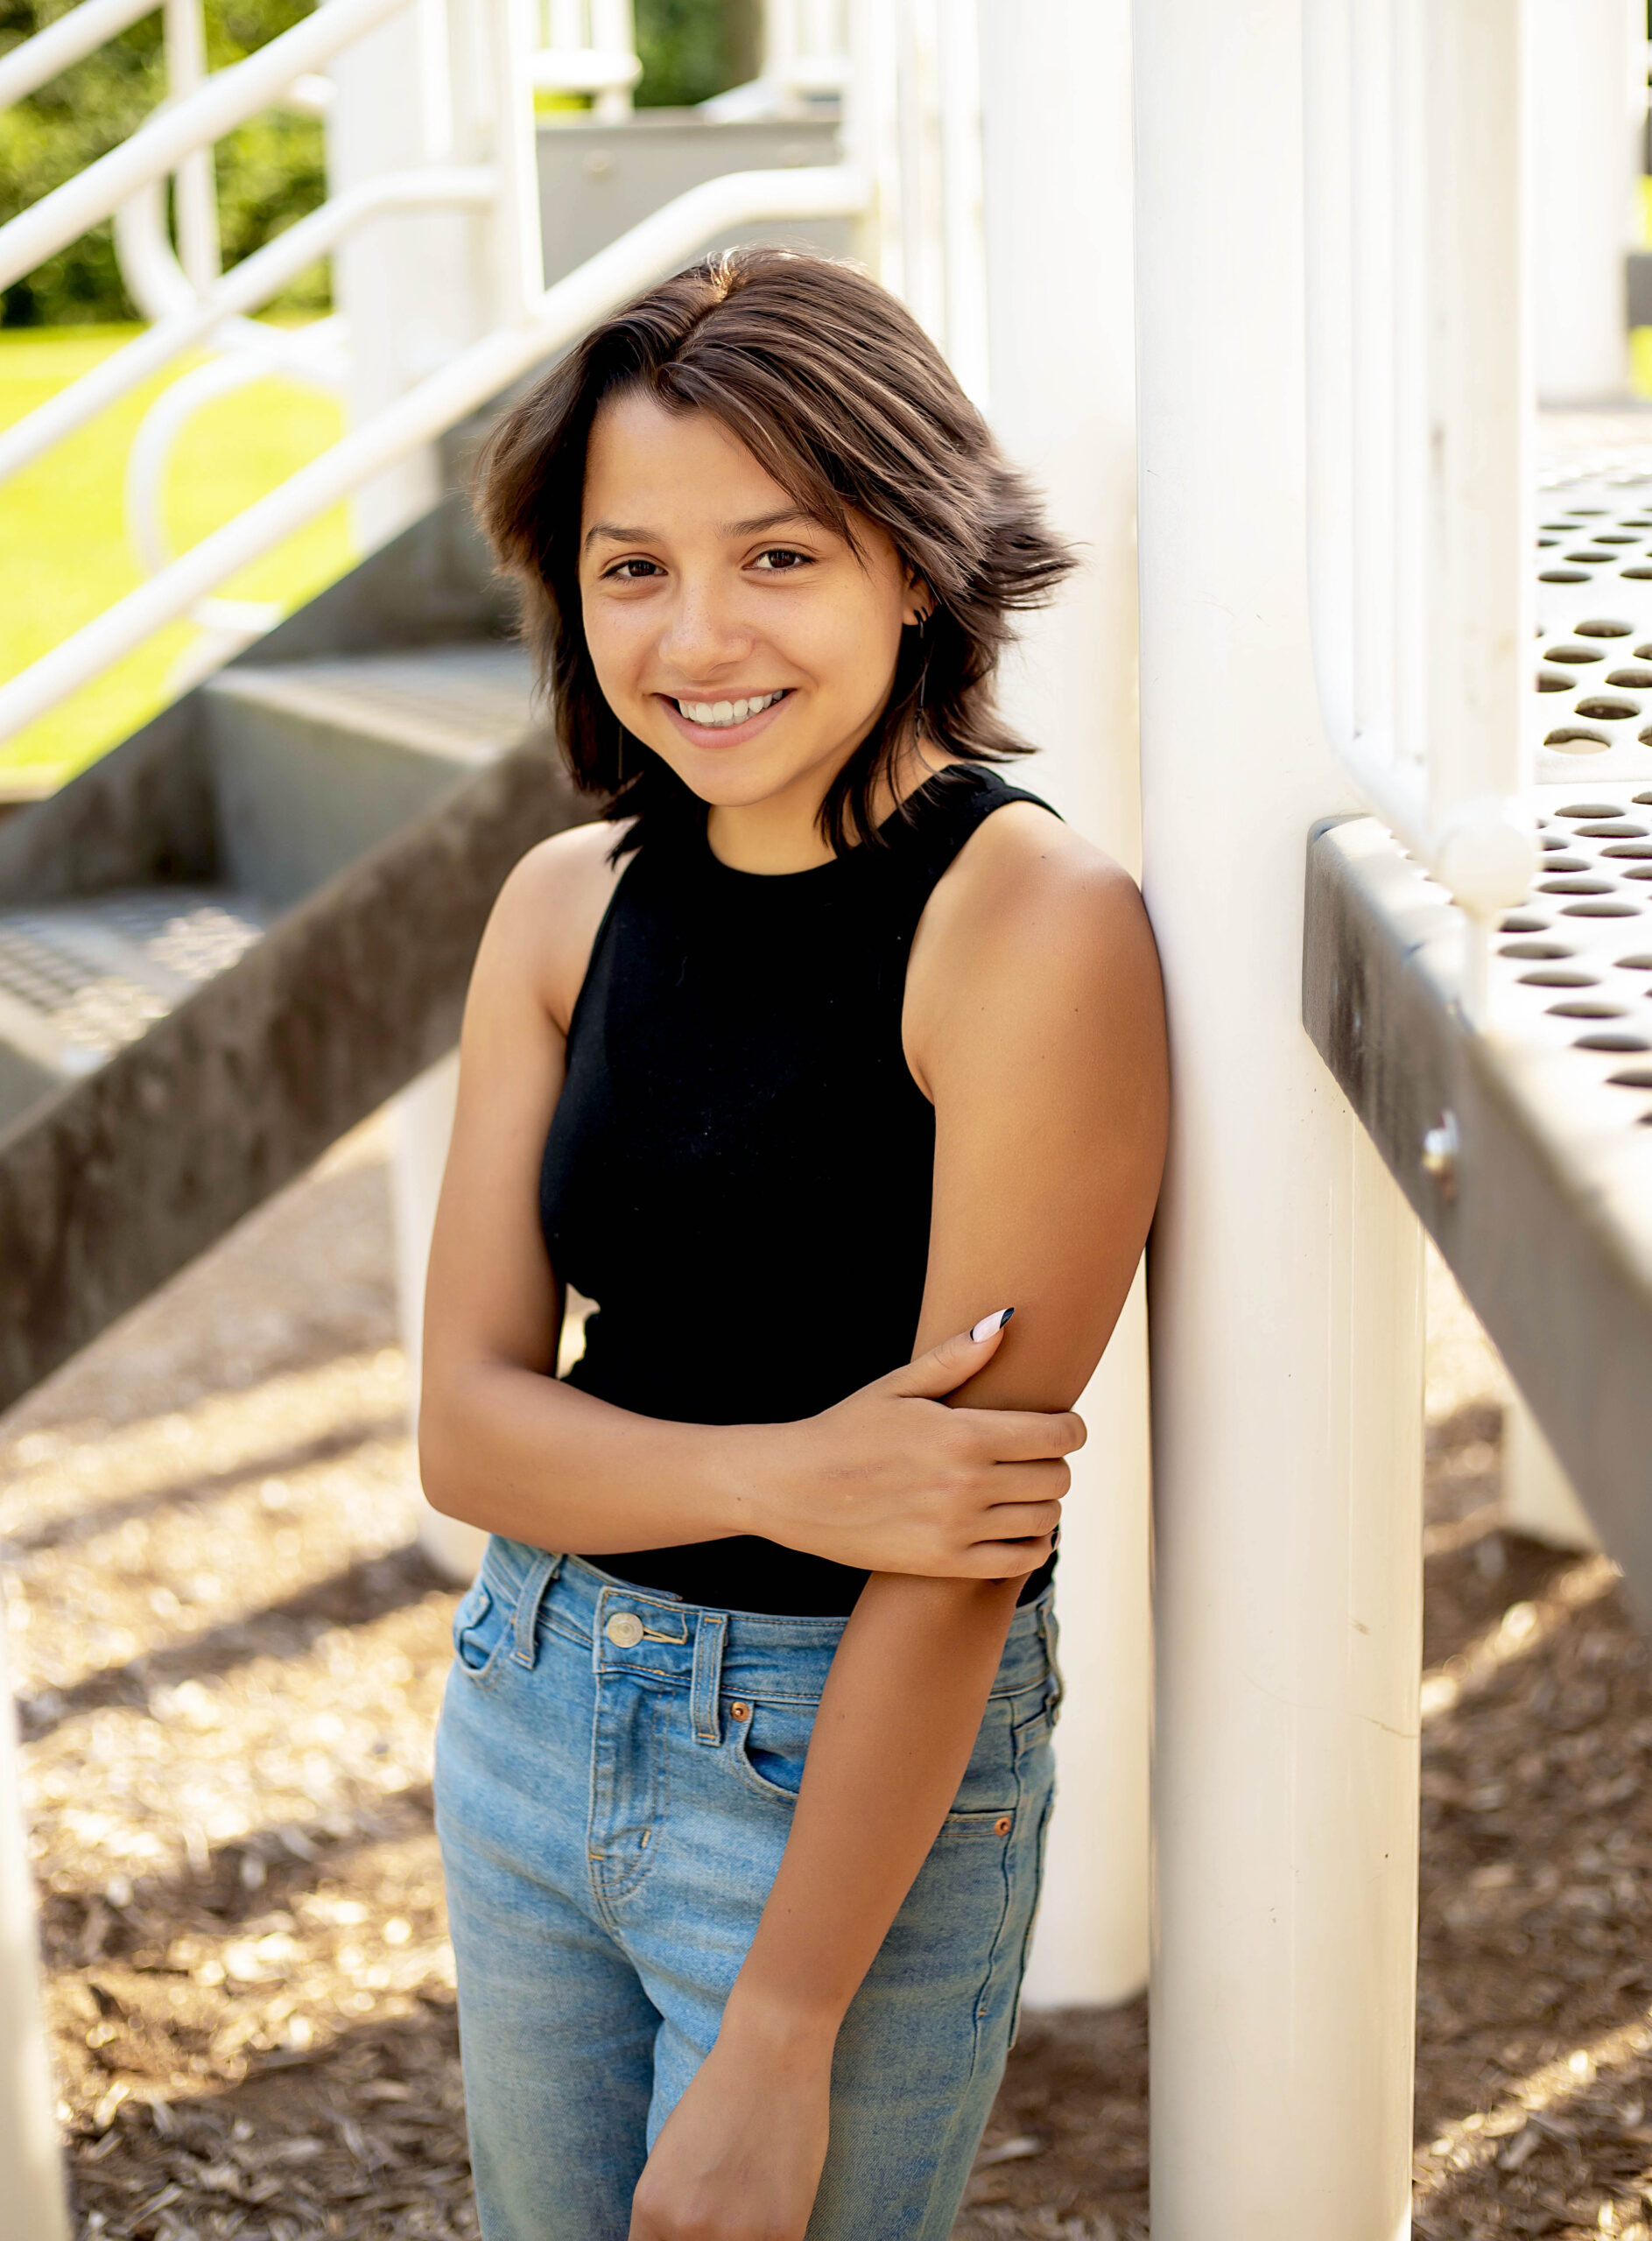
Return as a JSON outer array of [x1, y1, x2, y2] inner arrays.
[[538, 109, 851, 285]]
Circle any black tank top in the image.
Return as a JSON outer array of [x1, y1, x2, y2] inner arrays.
[[539, 762, 1058, 1616]]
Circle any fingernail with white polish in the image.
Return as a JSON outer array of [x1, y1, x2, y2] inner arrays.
[[970, 1308, 1015, 1343]]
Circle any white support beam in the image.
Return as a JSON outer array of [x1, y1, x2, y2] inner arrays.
[[1531, 0, 1641, 405], [1135, 0, 1426, 2230], [977, 0, 1149, 2011]]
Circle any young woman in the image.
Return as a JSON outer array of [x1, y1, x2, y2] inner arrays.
[[421, 248, 1167, 2241]]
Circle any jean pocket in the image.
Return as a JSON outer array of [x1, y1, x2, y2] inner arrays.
[[1010, 1678, 1062, 1758], [728, 1694, 817, 1807], [450, 1580, 510, 1684]]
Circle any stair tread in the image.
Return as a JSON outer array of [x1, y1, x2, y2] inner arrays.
[[0, 888, 267, 1081], [207, 643, 540, 762]]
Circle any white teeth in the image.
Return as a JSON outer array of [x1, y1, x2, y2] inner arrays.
[[677, 690, 783, 729]]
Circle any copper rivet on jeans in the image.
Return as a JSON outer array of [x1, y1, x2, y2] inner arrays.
[[995, 1816, 1012, 1836], [730, 1702, 750, 1720]]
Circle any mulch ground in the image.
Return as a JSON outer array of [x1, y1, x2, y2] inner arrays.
[[3, 1127, 1649, 2239]]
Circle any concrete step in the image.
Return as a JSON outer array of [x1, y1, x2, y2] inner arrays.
[[0, 599, 577, 1412]]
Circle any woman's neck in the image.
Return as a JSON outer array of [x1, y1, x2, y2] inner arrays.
[[706, 734, 956, 875]]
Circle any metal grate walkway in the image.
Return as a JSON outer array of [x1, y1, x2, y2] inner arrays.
[[1305, 417, 1652, 1605]]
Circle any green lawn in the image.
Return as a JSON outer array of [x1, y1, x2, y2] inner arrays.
[[0, 324, 354, 791]]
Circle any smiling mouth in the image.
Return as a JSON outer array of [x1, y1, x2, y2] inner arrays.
[[671, 689, 789, 729]]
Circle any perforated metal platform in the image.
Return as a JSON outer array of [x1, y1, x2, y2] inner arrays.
[[0, 890, 264, 1078], [1304, 417, 1652, 1601]]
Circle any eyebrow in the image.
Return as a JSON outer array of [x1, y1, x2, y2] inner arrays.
[[581, 507, 818, 554]]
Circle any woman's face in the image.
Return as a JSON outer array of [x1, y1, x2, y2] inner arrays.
[[579, 390, 920, 828]]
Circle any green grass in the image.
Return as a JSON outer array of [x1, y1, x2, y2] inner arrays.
[[0, 323, 355, 790]]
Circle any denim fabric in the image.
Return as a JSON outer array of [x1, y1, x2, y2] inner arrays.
[[432, 1537, 1060, 2241]]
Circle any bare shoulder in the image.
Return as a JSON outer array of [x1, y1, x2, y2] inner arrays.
[[916, 796, 1156, 995], [904, 794, 1163, 1105], [478, 816, 633, 1030]]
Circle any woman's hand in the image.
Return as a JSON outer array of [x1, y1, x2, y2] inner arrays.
[[739, 1311, 1084, 1580], [628, 2012, 833, 2241]]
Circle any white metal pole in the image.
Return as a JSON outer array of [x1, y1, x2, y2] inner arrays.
[[162, 0, 221, 295], [589, 0, 634, 120], [977, 0, 1149, 2010], [1135, 0, 1426, 2230], [0, 1628, 70, 2241], [1530, 0, 1641, 404], [327, 0, 488, 551]]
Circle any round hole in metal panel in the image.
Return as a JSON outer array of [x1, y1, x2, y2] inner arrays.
[[1606, 668, 1652, 687], [1541, 569, 1593, 583], [1547, 644, 1609, 663], [1573, 618, 1636, 636], [1563, 900, 1642, 917], [1593, 533, 1642, 544], [1607, 1066, 1652, 1086], [1568, 551, 1616, 564], [1546, 998, 1625, 1015], [1543, 729, 1611, 751], [1636, 790, 1652, 804], [1603, 841, 1652, 859], [1536, 669, 1575, 692], [1621, 865, 1652, 879], [1520, 969, 1599, 987], [1565, 509, 1609, 516], [1537, 871, 1605, 888], [1575, 1029, 1652, 1049], [1500, 913, 1550, 932], [1500, 941, 1574, 959], [1576, 819, 1650, 836], [1619, 565, 1652, 580], [1537, 539, 1560, 548], [1575, 699, 1640, 721], [1557, 802, 1625, 816], [1616, 955, 1652, 970]]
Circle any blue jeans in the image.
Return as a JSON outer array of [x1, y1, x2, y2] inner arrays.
[[432, 1536, 1060, 2241]]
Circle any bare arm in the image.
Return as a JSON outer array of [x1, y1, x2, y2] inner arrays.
[[629, 808, 1170, 2239], [419, 824, 1083, 1579]]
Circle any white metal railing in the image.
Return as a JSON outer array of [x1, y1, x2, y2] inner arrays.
[[535, 0, 638, 116], [1303, 0, 1536, 987], [0, 0, 999, 751], [702, 0, 850, 122], [0, 0, 643, 703], [0, 163, 870, 745]]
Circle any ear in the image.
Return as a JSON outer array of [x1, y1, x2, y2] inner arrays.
[[903, 573, 934, 629]]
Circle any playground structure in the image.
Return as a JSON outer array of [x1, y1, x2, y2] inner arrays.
[[1, 0, 1651, 2235]]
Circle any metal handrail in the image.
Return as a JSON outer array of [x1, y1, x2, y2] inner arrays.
[[0, 163, 871, 748], [0, 0, 416, 295], [0, 0, 158, 109], [0, 170, 498, 491]]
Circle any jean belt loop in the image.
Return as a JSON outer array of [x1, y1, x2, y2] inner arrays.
[[512, 1550, 563, 1669], [690, 1610, 728, 1746]]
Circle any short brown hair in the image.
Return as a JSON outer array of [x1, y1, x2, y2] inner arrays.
[[474, 246, 1074, 854]]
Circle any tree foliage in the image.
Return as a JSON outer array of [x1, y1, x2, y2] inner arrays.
[[0, 0, 326, 325]]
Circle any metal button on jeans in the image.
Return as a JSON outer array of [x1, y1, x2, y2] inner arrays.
[[604, 1611, 645, 1648]]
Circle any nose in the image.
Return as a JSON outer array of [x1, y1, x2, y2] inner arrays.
[[657, 572, 755, 684]]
